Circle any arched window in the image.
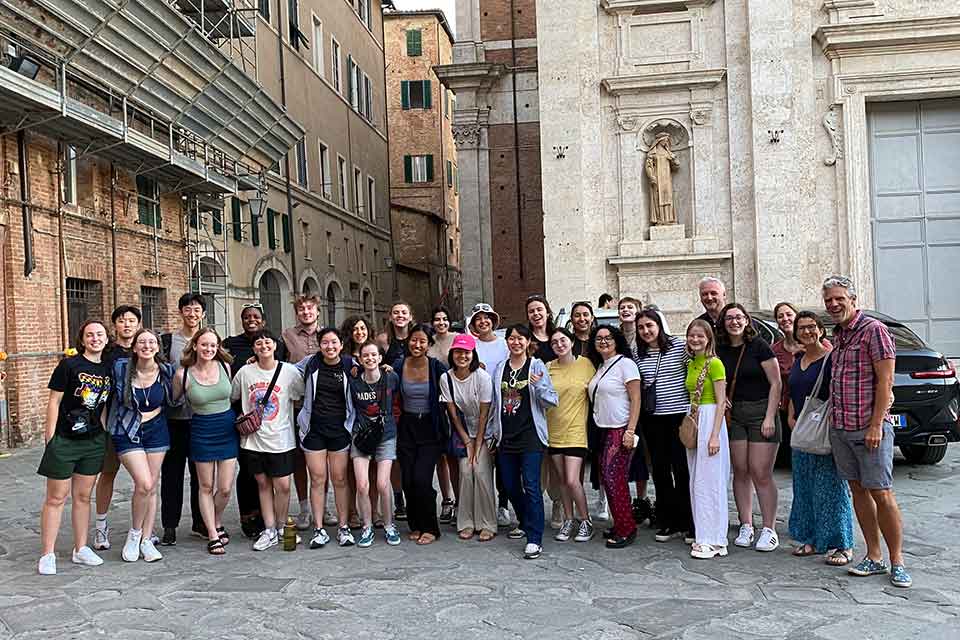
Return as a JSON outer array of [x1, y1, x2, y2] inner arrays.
[[302, 276, 320, 296], [326, 282, 338, 328]]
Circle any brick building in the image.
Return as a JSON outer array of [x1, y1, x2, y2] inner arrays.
[[434, 0, 544, 324], [0, 1, 299, 446], [384, 8, 462, 321]]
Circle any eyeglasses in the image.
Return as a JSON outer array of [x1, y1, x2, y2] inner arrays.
[[796, 325, 820, 334], [594, 336, 613, 344], [725, 315, 748, 324]]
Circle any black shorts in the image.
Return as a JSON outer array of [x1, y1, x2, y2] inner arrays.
[[240, 448, 295, 478], [547, 447, 589, 459], [301, 429, 351, 454]]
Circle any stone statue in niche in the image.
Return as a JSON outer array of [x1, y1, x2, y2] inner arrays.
[[644, 132, 680, 226]]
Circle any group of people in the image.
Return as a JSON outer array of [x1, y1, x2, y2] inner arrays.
[[35, 274, 911, 588]]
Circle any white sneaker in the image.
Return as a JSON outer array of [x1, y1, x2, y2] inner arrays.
[[755, 527, 779, 552], [140, 539, 163, 562], [253, 529, 279, 551], [555, 519, 575, 542], [734, 524, 755, 548], [497, 507, 511, 528], [294, 511, 312, 531], [550, 502, 564, 530], [337, 526, 355, 547], [93, 526, 111, 551], [690, 543, 729, 559], [309, 528, 330, 549], [71, 545, 104, 566], [523, 543, 542, 559], [38, 553, 57, 575], [122, 529, 143, 562], [595, 493, 609, 521]]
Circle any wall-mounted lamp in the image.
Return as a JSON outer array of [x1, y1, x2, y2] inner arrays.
[[7, 56, 39, 80], [247, 192, 265, 219], [768, 129, 784, 144], [552, 145, 568, 160]]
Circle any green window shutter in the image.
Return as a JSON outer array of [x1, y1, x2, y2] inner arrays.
[[267, 208, 277, 250], [231, 198, 242, 241], [281, 213, 291, 253], [403, 155, 412, 183], [406, 29, 421, 56], [189, 210, 198, 229], [422, 80, 432, 109], [425, 155, 434, 182], [400, 81, 410, 110], [447, 160, 453, 187], [212, 209, 223, 235], [251, 210, 260, 246]]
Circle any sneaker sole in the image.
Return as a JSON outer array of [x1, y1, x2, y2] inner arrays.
[[357, 541, 373, 548], [309, 543, 326, 549], [142, 555, 163, 563], [734, 539, 754, 548], [890, 579, 912, 588], [755, 544, 779, 552], [524, 552, 541, 559], [848, 568, 888, 577]]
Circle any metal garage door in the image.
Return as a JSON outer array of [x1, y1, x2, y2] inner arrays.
[[868, 99, 960, 357]]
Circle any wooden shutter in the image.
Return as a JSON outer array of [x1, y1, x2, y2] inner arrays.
[[447, 160, 453, 187], [212, 209, 223, 235], [422, 80, 432, 109], [282, 213, 291, 253], [406, 29, 421, 56], [401, 80, 410, 110], [347, 55, 354, 106], [251, 210, 260, 246], [231, 198, 242, 241], [403, 155, 412, 183], [267, 208, 278, 249], [425, 155, 434, 182]]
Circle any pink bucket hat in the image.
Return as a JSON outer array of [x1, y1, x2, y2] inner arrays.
[[450, 333, 477, 352]]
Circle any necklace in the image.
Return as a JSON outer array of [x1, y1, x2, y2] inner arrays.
[[507, 361, 526, 388]]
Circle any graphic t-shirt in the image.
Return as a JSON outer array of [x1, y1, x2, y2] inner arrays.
[[232, 362, 305, 453], [349, 369, 399, 441], [545, 356, 595, 448], [500, 359, 541, 453], [311, 360, 347, 434], [48, 355, 112, 437]]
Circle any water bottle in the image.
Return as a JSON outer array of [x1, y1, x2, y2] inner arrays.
[[282, 517, 297, 551]]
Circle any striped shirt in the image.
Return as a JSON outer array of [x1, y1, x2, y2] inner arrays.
[[634, 335, 690, 415], [830, 311, 896, 431]]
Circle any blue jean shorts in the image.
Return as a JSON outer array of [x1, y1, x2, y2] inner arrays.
[[113, 414, 171, 456], [350, 436, 397, 461], [829, 421, 894, 490]]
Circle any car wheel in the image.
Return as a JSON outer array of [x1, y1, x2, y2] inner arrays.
[[900, 444, 948, 465]]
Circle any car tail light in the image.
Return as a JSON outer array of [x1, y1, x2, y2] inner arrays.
[[910, 364, 956, 379]]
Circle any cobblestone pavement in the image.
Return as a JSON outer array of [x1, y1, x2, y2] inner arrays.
[[0, 445, 958, 640]]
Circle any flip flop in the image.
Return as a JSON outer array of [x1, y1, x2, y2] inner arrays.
[[416, 533, 437, 545], [478, 530, 496, 542], [792, 544, 816, 557], [458, 528, 475, 540]]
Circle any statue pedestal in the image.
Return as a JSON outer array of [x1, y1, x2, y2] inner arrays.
[[617, 225, 721, 258], [649, 224, 685, 241]]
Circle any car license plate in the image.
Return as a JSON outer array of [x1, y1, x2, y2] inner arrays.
[[890, 414, 907, 428]]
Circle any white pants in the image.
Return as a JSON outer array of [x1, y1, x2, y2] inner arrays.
[[686, 403, 730, 546]]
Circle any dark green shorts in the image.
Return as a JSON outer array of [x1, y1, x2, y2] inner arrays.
[[37, 431, 107, 480]]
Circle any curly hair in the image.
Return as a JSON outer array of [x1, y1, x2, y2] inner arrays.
[[587, 324, 631, 367]]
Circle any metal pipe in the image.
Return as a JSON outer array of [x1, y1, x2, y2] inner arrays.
[[110, 165, 119, 309], [509, 0, 524, 279], [16, 131, 35, 276], [54, 145, 68, 349], [436, 21, 450, 307]]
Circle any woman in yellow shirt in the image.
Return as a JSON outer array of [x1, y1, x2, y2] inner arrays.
[[545, 328, 596, 543]]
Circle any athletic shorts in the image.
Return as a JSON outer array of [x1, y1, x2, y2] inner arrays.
[[240, 448, 295, 478], [302, 428, 351, 454], [37, 431, 107, 480]]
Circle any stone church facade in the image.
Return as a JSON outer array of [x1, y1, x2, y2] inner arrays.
[[537, 0, 960, 356]]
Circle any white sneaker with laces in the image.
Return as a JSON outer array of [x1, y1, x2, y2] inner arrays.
[[38, 553, 57, 575], [595, 492, 609, 521], [140, 539, 163, 563], [497, 507, 511, 528], [93, 526, 111, 551], [523, 543, 542, 559], [253, 529, 279, 551], [71, 545, 104, 566], [337, 526, 355, 547], [555, 519, 575, 542], [122, 529, 143, 562], [550, 502, 564, 530], [755, 527, 779, 552], [734, 524, 755, 548], [574, 520, 595, 542]]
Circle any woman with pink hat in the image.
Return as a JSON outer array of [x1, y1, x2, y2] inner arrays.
[[440, 333, 496, 541]]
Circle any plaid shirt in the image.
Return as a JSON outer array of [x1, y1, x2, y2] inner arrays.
[[830, 311, 896, 431]]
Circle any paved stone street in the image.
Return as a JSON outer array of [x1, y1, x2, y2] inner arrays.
[[0, 445, 957, 640]]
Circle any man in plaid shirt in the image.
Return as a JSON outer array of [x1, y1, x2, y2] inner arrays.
[[823, 276, 910, 588]]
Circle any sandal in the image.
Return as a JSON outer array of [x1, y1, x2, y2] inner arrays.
[[792, 544, 816, 557], [407, 530, 422, 541], [216, 526, 230, 546], [207, 539, 226, 555], [478, 530, 496, 542], [458, 528, 475, 540], [825, 548, 853, 566], [416, 533, 437, 545]]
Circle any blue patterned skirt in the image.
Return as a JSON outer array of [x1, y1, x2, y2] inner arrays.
[[789, 449, 854, 552]]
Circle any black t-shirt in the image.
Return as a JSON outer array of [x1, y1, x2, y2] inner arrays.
[[499, 360, 542, 453], [572, 337, 590, 358], [311, 360, 347, 434], [696, 311, 721, 333], [717, 338, 776, 402], [102, 343, 132, 368], [385, 338, 408, 367], [48, 355, 112, 437], [532, 337, 557, 363], [223, 333, 288, 377], [349, 370, 399, 440]]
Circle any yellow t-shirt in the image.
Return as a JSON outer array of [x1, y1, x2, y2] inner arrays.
[[545, 356, 595, 448], [685, 355, 726, 406]]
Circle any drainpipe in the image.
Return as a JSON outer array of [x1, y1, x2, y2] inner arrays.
[[109, 164, 119, 309], [435, 22, 450, 306], [16, 131, 34, 277], [276, 0, 299, 292], [54, 144, 67, 348], [509, 0, 524, 279], [381, 9, 398, 303]]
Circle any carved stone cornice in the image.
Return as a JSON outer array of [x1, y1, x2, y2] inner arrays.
[[822, 1, 881, 24], [432, 62, 505, 92], [600, 0, 715, 15], [451, 124, 481, 147], [602, 68, 726, 95], [815, 16, 960, 58]]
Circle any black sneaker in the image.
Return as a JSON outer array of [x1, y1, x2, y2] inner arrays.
[[633, 497, 653, 525], [241, 515, 265, 539], [606, 530, 637, 549], [655, 527, 682, 543], [160, 527, 177, 546], [191, 523, 207, 538]]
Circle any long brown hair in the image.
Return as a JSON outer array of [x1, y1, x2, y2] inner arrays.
[[124, 328, 165, 407], [686, 319, 717, 358], [180, 326, 234, 368]]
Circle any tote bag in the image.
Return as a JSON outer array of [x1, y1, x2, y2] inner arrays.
[[791, 357, 833, 456]]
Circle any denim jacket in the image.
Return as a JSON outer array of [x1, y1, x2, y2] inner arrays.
[[487, 357, 558, 447], [295, 354, 356, 442], [107, 358, 180, 443], [392, 355, 449, 440]]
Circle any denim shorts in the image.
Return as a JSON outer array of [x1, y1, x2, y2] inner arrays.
[[829, 421, 894, 490], [112, 414, 171, 456], [350, 436, 397, 461]]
